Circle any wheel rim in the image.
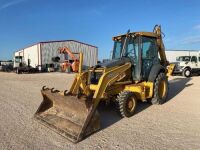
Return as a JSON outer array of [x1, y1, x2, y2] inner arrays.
[[158, 80, 167, 99], [127, 97, 135, 112], [185, 70, 190, 76]]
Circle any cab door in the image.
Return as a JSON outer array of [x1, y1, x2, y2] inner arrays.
[[126, 36, 141, 81], [198, 57, 200, 68], [190, 56, 198, 69], [141, 36, 159, 80]]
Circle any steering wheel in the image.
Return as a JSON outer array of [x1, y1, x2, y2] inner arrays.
[[143, 58, 152, 66]]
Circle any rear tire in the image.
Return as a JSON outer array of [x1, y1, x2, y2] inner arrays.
[[151, 73, 168, 105], [116, 91, 137, 117], [182, 68, 191, 77]]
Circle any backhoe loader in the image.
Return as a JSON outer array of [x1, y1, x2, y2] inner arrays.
[[34, 25, 175, 143]]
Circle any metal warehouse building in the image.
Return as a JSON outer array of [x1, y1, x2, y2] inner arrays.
[[166, 50, 200, 62], [14, 40, 98, 69]]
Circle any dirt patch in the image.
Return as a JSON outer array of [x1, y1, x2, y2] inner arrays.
[[0, 72, 200, 149]]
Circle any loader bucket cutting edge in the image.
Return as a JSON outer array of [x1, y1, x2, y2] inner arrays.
[[34, 89, 100, 143]]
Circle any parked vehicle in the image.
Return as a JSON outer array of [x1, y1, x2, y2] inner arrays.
[[173, 55, 200, 77], [0, 61, 13, 72], [14, 56, 46, 74]]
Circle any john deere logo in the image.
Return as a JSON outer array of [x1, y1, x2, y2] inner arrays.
[[108, 73, 116, 78], [108, 72, 126, 79]]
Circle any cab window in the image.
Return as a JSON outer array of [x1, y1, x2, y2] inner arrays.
[[191, 56, 197, 62], [141, 37, 158, 59]]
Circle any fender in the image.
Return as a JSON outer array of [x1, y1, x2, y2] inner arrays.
[[183, 66, 191, 71], [148, 64, 166, 82]]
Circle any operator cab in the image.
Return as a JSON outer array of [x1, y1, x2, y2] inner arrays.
[[14, 56, 23, 68], [176, 56, 191, 62], [112, 32, 160, 81]]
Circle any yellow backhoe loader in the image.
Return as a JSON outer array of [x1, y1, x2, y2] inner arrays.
[[34, 25, 175, 143]]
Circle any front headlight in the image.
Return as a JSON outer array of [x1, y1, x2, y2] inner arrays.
[[175, 63, 184, 70]]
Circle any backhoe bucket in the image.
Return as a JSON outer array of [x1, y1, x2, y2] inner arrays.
[[34, 89, 100, 143]]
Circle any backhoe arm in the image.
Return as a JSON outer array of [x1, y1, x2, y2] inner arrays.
[[154, 25, 168, 66], [58, 47, 79, 61]]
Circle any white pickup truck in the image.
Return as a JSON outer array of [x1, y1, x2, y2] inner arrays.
[[173, 55, 200, 77]]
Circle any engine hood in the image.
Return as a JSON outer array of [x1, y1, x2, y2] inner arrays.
[[96, 57, 131, 68]]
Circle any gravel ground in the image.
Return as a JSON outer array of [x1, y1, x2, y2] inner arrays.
[[0, 72, 200, 150]]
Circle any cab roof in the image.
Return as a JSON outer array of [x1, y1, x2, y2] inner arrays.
[[113, 32, 158, 41]]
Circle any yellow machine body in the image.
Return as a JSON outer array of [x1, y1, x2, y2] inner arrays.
[[34, 25, 174, 143]]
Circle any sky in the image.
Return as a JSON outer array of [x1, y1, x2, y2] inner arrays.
[[0, 0, 200, 60]]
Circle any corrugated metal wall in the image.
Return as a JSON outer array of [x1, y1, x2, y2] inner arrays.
[[166, 50, 200, 62], [14, 40, 98, 69], [40, 41, 98, 68]]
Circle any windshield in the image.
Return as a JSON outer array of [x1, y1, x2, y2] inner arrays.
[[15, 56, 22, 63], [176, 56, 191, 62], [112, 41, 123, 59], [112, 36, 139, 59]]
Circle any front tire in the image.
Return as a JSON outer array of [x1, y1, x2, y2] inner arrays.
[[182, 68, 191, 77], [116, 91, 137, 117], [16, 68, 20, 74], [151, 73, 168, 105]]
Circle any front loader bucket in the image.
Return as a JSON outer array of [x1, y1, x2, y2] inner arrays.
[[34, 89, 100, 143]]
